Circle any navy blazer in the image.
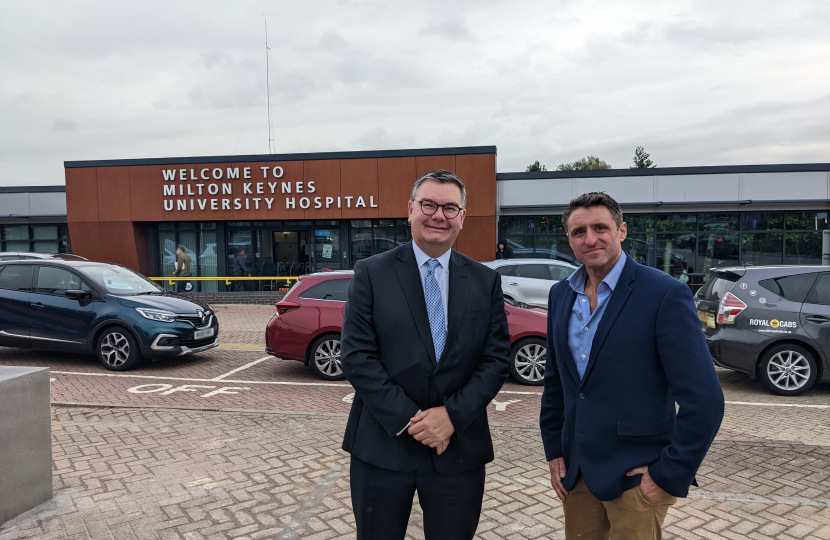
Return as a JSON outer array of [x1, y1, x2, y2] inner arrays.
[[342, 243, 511, 475], [540, 255, 724, 500]]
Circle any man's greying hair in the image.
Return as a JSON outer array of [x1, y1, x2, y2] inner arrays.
[[562, 191, 624, 232], [411, 169, 466, 208]]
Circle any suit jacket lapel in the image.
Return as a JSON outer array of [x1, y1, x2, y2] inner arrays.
[[394, 242, 436, 366], [579, 256, 637, 386], [556, 285, 581, 384], [441, 251, 469, 366]]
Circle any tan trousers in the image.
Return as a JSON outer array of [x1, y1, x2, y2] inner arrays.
[[563, 478, 676, 539]]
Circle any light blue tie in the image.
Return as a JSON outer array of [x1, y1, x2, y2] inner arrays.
[[425, 259, 447, 362]]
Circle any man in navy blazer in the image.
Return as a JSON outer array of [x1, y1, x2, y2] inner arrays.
[[540, 192, 724, 539]]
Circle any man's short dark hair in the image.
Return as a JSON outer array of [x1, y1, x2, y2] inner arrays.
[[411, 169, 466, 208], [562, 192, 624, 232]]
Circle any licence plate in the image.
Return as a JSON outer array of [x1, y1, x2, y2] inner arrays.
[[697, 310, 716, 329], [194, 327, 215, 340]]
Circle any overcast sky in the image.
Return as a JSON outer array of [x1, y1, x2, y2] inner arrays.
[[1, 0, 828, 186]]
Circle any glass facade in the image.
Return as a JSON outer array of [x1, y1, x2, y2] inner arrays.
[[157, 222, 218, 292], [350, 219, 412, 267], [499, 211, 830, 280], [0, 224, 71, 254]]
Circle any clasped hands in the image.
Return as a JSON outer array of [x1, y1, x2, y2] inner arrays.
[[407, 406, 454, 455], [547, 458, 668, 503]]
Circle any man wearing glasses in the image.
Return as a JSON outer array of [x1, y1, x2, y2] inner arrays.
[[341, 169, 511, 540]]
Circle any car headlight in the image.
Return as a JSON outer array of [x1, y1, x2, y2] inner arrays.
[[135, 308, 178, 323]]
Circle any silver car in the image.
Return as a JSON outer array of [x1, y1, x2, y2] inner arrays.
[[482, 259, 578, 307]]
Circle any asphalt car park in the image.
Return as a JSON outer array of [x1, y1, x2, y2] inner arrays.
[[1, 306, 828, 429]]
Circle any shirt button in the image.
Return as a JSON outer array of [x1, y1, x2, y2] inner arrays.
[[581, 354, 586, 359], [584, 327, 588, 331], [581, 299, 586, 303], [578, 393, 586, 400]]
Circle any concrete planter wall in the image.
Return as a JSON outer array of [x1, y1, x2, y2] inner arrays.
[[0, 367, 52, 525]]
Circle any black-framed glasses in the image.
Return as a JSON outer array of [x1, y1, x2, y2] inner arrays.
[[417, 199, 463, 219]]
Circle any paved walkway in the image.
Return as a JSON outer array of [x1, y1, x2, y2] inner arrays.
[[1, 406, 829, 540]]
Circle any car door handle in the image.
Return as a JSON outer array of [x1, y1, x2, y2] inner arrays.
[[31, 302, 44, 309], [509, 282, 519, 286], [806, 315, 830, 324]]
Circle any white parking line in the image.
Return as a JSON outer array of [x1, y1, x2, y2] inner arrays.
[[211, 356, 271, 381], [44, 371, 830, 408], [725, 400, 830, 409]]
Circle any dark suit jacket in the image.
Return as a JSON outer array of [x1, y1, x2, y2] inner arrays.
[[341, 242, 511, 475], [540, 255, 724, 500]]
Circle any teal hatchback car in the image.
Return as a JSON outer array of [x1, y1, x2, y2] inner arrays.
[[0, 259, 218, 370]]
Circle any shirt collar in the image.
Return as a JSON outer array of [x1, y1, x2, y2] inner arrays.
[[412, 241, 452, 272], [567, 252, 628, 294]]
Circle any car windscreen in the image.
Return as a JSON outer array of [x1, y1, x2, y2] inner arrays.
[[700, 274, 739, 302], [79, 265, 162, 295]]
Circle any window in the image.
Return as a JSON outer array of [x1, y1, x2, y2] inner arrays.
[[808, 274, 830, 306], [700, 274, 738, 302], [495, 265, 517, 276], [35, 267, 89, 295], [0, 265, 34, 291], [350, 219, 410, 267], [513, 264, 547, 280], [548, 264, 575, 282], [760, 273, 818, 303], [298, 278, 352, 301]]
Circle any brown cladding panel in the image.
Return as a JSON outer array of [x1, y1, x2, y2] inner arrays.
[[303, 159, 341, 220], [96, 167, 132, 222], [66, 222, 104, 261], [130, 165, 166, 222], [455, 215, 496, 262], [131, 223, 151, 275], [455, 154, 496, 218], [232, 163, 270, 220], [65, 168, 99, 223], [416, 155, 456, 178], [377, 157, 416, 219], [267, 161, 305, 220], [340, 159, 379, 219]]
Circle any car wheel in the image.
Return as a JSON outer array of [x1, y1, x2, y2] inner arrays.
[[97, 328, 141, 371], [759, 343, 817, 396], [510, 337, 546, 386], [309, 334, 344, 381]]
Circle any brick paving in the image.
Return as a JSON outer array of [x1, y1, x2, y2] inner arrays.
[[0, 407, 828, 540], [0, 308, 829, 538]]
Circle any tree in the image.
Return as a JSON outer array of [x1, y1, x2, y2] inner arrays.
[[526, 161, 547, 172], [555, 155, 612, 171], [631, 146, 655, 168]]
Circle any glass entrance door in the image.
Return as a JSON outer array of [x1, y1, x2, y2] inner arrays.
[[267, 230, 312, 276]]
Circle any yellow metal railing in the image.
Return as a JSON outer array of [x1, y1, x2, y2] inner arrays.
[[148, 276, 300, 286]]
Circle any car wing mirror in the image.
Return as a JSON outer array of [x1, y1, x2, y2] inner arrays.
[[65, 289, 92, 301], [504, 310, 509, 317]]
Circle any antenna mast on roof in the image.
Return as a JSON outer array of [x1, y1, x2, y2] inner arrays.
[[265, 19, 274, 154]]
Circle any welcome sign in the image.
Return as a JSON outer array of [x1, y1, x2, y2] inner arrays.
[[161, 166, 379, 212]]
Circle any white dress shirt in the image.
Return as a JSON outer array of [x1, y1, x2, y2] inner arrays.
[[397, 241, 451, 436], [411, 241, 450, 332]]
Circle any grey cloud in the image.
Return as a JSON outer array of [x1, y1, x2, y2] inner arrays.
[[418, 17, 473, 42], [53, 119, 77, 132]]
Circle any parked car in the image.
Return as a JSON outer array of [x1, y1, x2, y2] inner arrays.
[[696, 265, 830, 396], [265, 271, 549, 385], [0, 252, 87, 261], [0, 259, 218, 370], [481, 259, 577, 307]]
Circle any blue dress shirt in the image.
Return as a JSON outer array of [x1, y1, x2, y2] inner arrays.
[[566, 253, 628, 379]]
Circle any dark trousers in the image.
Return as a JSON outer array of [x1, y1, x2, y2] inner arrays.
[[176, 278, 189, 293], [350, 455, 485, 540]]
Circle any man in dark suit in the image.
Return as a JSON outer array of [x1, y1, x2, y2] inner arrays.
[[540, 192, 724, 539], [341, 169, 511, 540]]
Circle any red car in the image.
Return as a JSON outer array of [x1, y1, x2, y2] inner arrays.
[[265, 271, 548, 385]]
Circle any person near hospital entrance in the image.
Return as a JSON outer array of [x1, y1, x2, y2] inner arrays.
[[340, 169, 511, 540], [540, 192, 724, 539], [173, 246, 191, 293], [495, 240, 512, 260], [233, 248, 250, 292]]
